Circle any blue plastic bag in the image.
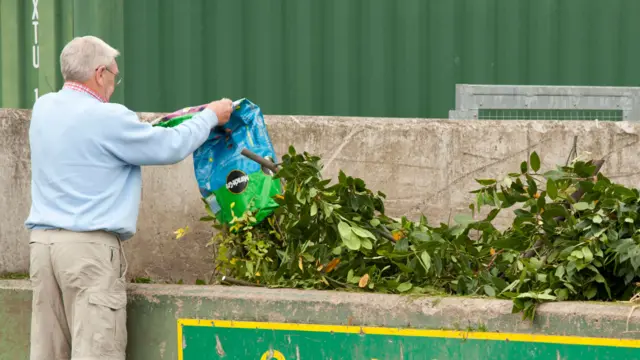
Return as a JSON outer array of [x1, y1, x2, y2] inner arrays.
[[154, 98, 281, 224]]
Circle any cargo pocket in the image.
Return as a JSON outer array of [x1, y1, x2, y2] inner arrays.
[[87, 288, 127, 356]]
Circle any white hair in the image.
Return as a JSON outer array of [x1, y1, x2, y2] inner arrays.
[[60, 36, 120, 82]]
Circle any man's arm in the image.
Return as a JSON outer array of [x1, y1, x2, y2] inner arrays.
[[100, 100, 232, 166]]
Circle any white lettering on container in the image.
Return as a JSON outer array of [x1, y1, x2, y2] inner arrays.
[[32, 0, 39, 102]]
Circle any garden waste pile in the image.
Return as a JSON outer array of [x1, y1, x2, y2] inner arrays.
[[159, 100, 640, 320]]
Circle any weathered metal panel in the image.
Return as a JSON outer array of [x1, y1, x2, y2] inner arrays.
[[0, 0, 74, 109], [2, 0, 640, 117]]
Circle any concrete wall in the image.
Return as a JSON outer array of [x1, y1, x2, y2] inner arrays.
[[1, 280, 638, 359], [2, 108, 640, 282]]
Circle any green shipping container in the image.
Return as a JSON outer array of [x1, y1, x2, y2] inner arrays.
[[2, 0, 640, 118]]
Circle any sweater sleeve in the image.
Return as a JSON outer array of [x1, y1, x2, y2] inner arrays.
[[100, 105, 218, 166]]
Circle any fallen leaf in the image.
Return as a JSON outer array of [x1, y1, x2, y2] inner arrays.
[[321, 277, 329, 286], [359, 274, 370, 288], [173, 226, 190, 239], [324, 258, 341, 273], [298, 257, 303, 271], [490, 248, 496, 256]]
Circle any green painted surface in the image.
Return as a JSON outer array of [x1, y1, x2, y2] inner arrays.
[[0, 285, 31, 360], [1, 281, 639, 360], [181, 325, 639, 360], [3, 0, 640, 118]]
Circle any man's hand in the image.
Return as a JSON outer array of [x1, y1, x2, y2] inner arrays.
[[207, 98, 233, 126]]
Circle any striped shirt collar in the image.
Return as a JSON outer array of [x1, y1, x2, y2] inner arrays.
[[63, 81, 106, 103]]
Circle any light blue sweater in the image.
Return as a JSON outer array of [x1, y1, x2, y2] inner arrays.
[[25, 87, 218, 240]]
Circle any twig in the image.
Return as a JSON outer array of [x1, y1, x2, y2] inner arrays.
[[378, 229, 396, 242], [325, 276, 354, 288], [623, 292, 640, 334], [565, 136, 578, 166], [625, 305, 639, 334], [220, 276, 265, 287], [486, 250, 505, 269]]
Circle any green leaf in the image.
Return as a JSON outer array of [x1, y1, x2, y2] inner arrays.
[[613, 186, 637, 199], [573, 202, 590, 211], [310, 203, 318, 217], [370, 218, 381, 227], [476, 179, 497, 186], [395, 238, 409, 252], [582, 247, 593, 262], [544, 169, 565, 181], [420, 251, 432, 272], [351, 226, 376, 239], [338, 222, 361, 250], [484, 285, 496, 297], [526, 175, 538, 197], [555, 265, 565, 278], [393, 261, 414, 273], [397, 282, 413, 292], [529, 257, 543, 270], [323, 203, 334, 218], [537, 293, 557, 301], [411, 231, 431, 242], [347, 269, 358, 284], [571, 250, 584, 259], [516, 292, 536, 299], [338, 170, 347, 184], [555, 288, 569, 301], [520, 161, 528, 174], [592, 215, 602, 224], [530, 152, 541, 172], [501, 279, 520, 294], [546, 179, 558, 200], [454, 214, 474, 226], [361, 238, 373, 250], [584, 286, 597, 299]]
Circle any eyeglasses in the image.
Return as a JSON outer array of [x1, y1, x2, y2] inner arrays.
[[104, 67, 123, 86]]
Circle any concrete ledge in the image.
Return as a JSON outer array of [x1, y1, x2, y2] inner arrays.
[[1, 280, 638, 359], [4, 108, 640, 283]]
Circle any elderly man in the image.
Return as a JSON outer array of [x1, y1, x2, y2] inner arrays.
[[25, 35, 232, 359]]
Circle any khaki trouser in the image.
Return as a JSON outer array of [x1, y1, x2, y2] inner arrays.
[[29, 229, 128, 360]]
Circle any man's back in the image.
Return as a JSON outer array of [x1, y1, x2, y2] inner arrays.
[[26, 35, 232, 360], [26, 88, 142, 240]]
